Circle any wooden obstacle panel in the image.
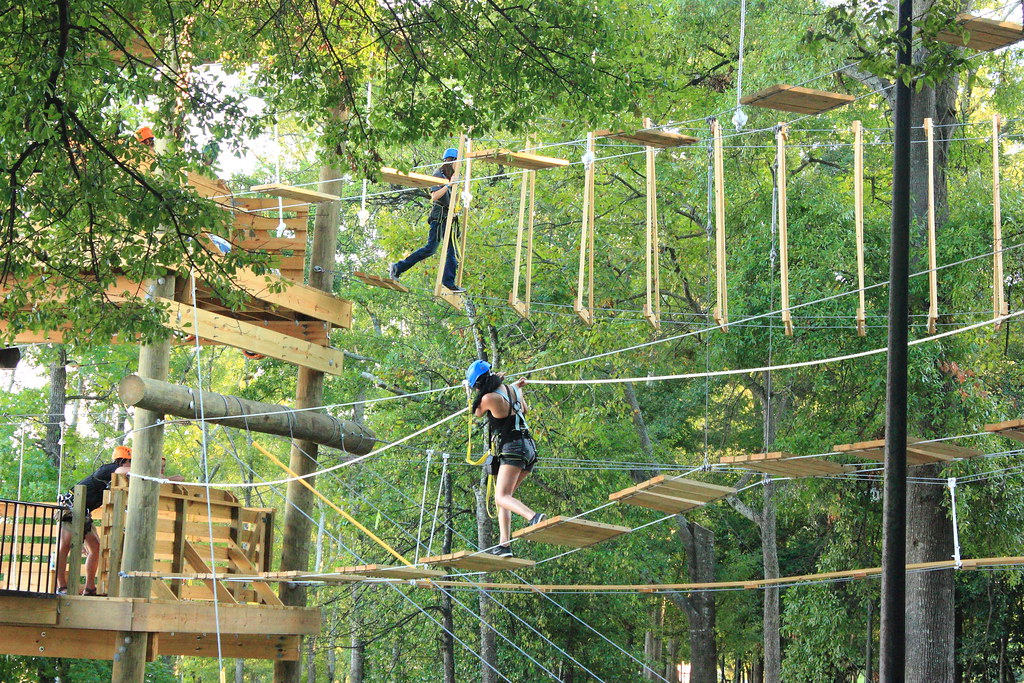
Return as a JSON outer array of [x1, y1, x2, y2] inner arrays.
[[595, 128, 698, 148], [935, 14, 1024, 51], [421, 550, 535, 572], [609, 475, 736, 514], [333, 564, 446, 580], [250, 183, 341, 203], [354, 271, 410, 292], [719, 451, 852, 477], [984, 419, 1024, 442], [380, 167, 443, 188], [741, 85, 855, 115], [466, 148, 570, 170], [512, 516, 629, 548], [833, 437, 983, 466]]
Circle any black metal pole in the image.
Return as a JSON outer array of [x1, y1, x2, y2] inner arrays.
[[880, 0, 912, 679]]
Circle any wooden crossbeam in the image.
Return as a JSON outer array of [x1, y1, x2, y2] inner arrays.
[[512, 516, 629, 548], [227, 268, 352, 329], [160, 632, 300, 661], [595, 128, 698, 148], [853, 121, 867, 336], [380, 167, 443, 188], [721, 452, 851, 477], [354, 271, 409, 293], [574, 131, 597, 325], [833, 437, 982, 466], [229, 197, 309, 216], [421, 550, 536, 572], [250, 183, 341, 203], [985, 418, 1024, 443], [333, 564, 446, 579], [935, 14, 1024, 51], [741, 85, 855, 115], [226, 543, 283, 606], [466, 148, 570, 170]]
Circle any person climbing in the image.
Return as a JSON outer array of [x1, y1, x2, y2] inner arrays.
[[389, 148, 465, 292], [55, 446, 132, 595], [136, 126, 155, 148], [467, 360, 545, 557]]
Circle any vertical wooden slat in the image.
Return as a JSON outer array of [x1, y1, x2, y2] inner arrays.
[[854, 121, 867, 336], [777, 124, 793, 336], [170, 498, 187, 599], [712, 120, 728, 331], [510, 138, 535, 318], [525, 165, 536, 318], [644, 117, 661, 331], [105, 488, 127, 598], [434, 134, 466, 307], [993, 114, 1007, 329], [455, 137, 473, 288], [67, 484, 86, 594], [575, 132, 596, 325], [925, 118, 939, 335]]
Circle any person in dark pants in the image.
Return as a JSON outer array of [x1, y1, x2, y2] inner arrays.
[[389, 148, 465, 292], [468, 360, 545, 557]]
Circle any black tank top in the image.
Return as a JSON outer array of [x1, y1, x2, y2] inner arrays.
[[74, 462, 122, 512], [485, 386, 529, 446]]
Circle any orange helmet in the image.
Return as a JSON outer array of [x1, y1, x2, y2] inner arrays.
[[136, 126, 155, 144], [113, 445, 133, 461], [242, 350, 265, 360]]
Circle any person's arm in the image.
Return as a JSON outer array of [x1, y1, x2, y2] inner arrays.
[[512, 378, 529, 413], [475, 392, 510, 418], [166, 474, 186, 482], [430, 183, 450, 202]]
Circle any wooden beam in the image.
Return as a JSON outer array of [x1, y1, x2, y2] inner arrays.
[[595, 127, 698, 148], [643, 118, 661, 331], [993, 115, 1008, 329], [380, 167, 443, 188], [853, 121, 867, 336], [509, 138, 536, 319], [158, 632, 300, 661], [741, 84, 855, 115], [574, 132, 597, 325], [712, 119, 728, 330], [777, 124, 793, 335], [250, 183, 341, 203], [118, 374, 376, 455], [466, 148, 570, 170]]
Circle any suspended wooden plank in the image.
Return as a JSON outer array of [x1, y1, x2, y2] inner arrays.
[[712, 120, 728, 330], [853, 121, 867, 336], [509, 138, 537, 319], [720, 451, 852, 477], [467, 148, 569, 170], [595, 128, 698, 148], [925, 118, 939, 334], [574, 132, 597, 325], [332, 564, 446, 580], [935, 14, 1024, 51], [777, 124, 793, 335], [610, 475, 735, 513], [992, 115, 1008, 329], [985, 419, 1024, 443], [833, 437, 982, 466], [354, 271, 409, 293], [741, 85, 855, 115], [380, 167, 443, 189], [643, 117, 661, 331], [421, 550, 535, 572], [512, 516, 629, 548], [249, 183, 341, 203]]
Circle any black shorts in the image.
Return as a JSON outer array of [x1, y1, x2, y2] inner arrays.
[[499, 437, 538, 473], [56, 492, 94, 534]]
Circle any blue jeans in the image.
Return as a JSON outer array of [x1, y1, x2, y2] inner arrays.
[[394, 214, 459, 288]]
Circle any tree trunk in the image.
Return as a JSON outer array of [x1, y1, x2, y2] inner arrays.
[[326, 641, 337, 683], [644, 603, 663, 681], [305, 636, 316, 683], [40, 346, 67, 467], [673, 520, 717, 683], [349, 588, 365, 683], [665, 637, 679, 683], [440, 464, 456, 683], [476, 470, 498, 683], [760, 480, 781, 683], [235, 658, 244, 683]]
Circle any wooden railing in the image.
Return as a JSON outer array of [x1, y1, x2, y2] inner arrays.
[[0, 499, 61, 594]]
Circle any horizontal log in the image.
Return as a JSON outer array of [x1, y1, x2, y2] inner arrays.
[[119, 374, 375, 455]]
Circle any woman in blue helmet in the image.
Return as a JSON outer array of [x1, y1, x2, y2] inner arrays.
[[467, 360, 545, 557], [389, 147, 464, 292]]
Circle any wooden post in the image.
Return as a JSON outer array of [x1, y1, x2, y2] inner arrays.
[[777, 124, 793, 336], [66, 484, 86, 595], [993, 114, 1007, 329], [434, 134, 467, 310], [712, 120, 728, 331], [510, 138, 536, 319], [854, 121, 867, 337], [104, 487, 127, 597], [275, 164, 342, 683], [111, 274, 176, 683], [643, 118, 661, 331], [925, 118, 939, 335], [455, 137, 473, 289], [574, 132, 596, 325]]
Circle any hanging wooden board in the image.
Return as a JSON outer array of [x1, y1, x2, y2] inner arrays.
[[512, 516, 629, 548], [985, 419, 1024, 443], [467, 148, 570, 170], [353, 271, 409, 293], [609, 475, 735, 514], [595, 128, 698, 148], [741, 85, 855, 115], [935, 14, 1024, 51], [249, 183, 341, 203], [720, 452, 852, 477], [332, 565, 446, 580], [380, 167, 442, 189], [421, 550, 535, 572], [833, 437, 982, 466]]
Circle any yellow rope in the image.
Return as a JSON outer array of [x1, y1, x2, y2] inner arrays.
[[251, 441, 413, 567]]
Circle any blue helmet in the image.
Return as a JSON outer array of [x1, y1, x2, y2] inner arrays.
[[466, 360, 491, 387], [442, 147, 459, 160]]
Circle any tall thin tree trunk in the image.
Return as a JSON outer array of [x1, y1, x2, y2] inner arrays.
[[40, 346, 67, 467], [235, 658, 244, 683], [671, 520, 717, 683], [761, 480, 781, 683], [476, 470, 497, 683], [349, 588, 365, 683], [326, 641, 337, 683], [305, 636, 316, 683], [440, 465, 456, 683]]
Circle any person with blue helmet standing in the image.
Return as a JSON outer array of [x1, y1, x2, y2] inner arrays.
[[466, 360, 545, 557], [389, 147, 465, 292]]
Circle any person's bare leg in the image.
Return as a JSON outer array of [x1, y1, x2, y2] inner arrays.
[[83, 531, 100, 592], [495, 464, 535, 545], [55, 525, 71, 591]]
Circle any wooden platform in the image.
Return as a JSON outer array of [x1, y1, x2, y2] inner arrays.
[[421, 550, 535, 572], [333, 564, 446, 580], [0, 594, 318, 661], [741, 85, 855, 115], [833, 437, 983, 466], [354, 271, 409, 292], [512, 516, 629, 548], [984, 418, 1024, 442], [935, 14, 1024, 51], [466, 148, 570, 170], [380, 167, 443, 188], [609, 475, 736, 514], [250, 183, 341, 203], [595, 128, 698, 148], [719, 452, 852, 477]]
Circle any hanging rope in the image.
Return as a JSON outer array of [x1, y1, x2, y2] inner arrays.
[[948, 477, 962, 569]]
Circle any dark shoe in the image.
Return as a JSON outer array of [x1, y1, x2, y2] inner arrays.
[[55, 585, 67, 595], [529, 512, 546, 527], [491, 545, 513, 558], [82, 586, 97, 596], [445, 284, 466, 294], [388, 263, 400, 280]]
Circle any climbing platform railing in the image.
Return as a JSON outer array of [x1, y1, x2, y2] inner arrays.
[[0, 500, 61, 595]]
